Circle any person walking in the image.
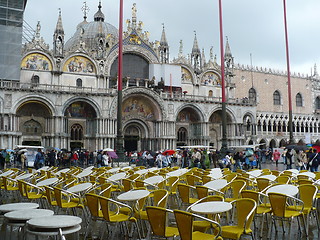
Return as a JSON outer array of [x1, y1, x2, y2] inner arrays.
[[272, 149, 281, 166]]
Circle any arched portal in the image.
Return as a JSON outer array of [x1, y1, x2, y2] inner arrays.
[[16, 101, 52, 146], [64, 101, 97, 150], [123, 121, 148, 152], [208, 110, 232, 150], [176, 106, 202, 146]]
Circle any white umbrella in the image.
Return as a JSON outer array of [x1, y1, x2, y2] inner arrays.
[[18, 149, 28, 154], [103, 148, 114, 152]]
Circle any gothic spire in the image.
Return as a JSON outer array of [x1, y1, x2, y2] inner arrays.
[[81, 1, 90, 22], [160, 24, 168, 46], [224, 36, 232, 59], [191, 31, 201, 55], [54, 8, 64, 35]]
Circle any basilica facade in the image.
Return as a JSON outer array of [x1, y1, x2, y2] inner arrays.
[[1, 2, 320, 152]]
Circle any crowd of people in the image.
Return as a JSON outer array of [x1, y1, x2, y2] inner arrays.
[[1, 146, 319, 172]]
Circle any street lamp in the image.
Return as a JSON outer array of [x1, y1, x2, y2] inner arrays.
[[282, 0, 294, 144], [116, 0, 124, 165]]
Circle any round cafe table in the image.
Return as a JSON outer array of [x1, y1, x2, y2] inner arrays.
[[0, 170, 14, 177], [36, 177, 59, 187], [204, 179, 228, 191], [0, 202, 39, 213], [207, 168, 223, 179], [166, 168, 189, 177], [297, 172, 315, 179], [75, 170, 92, 179], [266, 184, 298, 196], [117, 189, 150, 202], [144, 176, 164, 186], [54, 168, 70, 176], [258, 175, 277, 181], [190, 201, 232, 215], [4, 209, 54, 223], [135, 169, 149, 175], [15, 173, 34, 180], [67, 182, 93, 194], [26, 215, 82, 238], [107, 172, 126, 182], [247, 169, 262, 178]]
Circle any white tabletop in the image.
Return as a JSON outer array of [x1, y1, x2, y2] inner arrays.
[[258, 175, 277, 181], [144, 175, 164, 186], [0, 202, 39, 213], [27, 215, 82, 229], [5, 209, 54, 221], [117, 189, 150, 202], [55, 168, 70, 175], [204, 179, 228, 191], [107, 168, 121, 173], [297, 172, 315, 179], [75, 170, 92, 178], [67, 182, 92, 194], [266, 184, 299, 196], [166, 168, 189, 177], [135, 169, 149, 175], [36, 177, 59, 187], [15, 173, 34, 180], [190, 201, 232, 214], [107, 172, 126, 182], [36, 166, 50, 172], [83, 166, 94, 171], [0, 170, 14, 177], [207, 168, 223, 179], [248, 170, 263, 178]]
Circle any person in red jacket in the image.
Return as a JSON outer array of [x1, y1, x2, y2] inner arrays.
[[272, 149, 281, 166]]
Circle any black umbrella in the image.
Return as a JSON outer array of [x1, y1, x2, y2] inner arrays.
[[285, 145, 308, 151]]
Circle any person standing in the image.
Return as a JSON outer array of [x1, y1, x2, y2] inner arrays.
[[34, 148, 45, 170], [20, 152, 26, 170], [272, 149, 281, 166], [285, 149, 293, 170], [308, 149, 319, 172]]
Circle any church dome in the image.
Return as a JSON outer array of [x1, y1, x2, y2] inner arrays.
[[65, 3, 118, 51]]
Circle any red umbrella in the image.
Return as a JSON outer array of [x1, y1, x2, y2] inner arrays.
[[162, 150, 175, 155], [311, 145, 320, 153]]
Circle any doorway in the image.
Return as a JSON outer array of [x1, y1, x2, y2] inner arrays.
[[124, 135, 139, 152]]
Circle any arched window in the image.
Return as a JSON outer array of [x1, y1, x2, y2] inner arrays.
[[76, 78, 82, 87], [296, 93, 303, 107], [177, 127, 187, 142], [248, 88, 256, 102], [31, 75, 39, 86], [71, 124, 83, 140], [316, 97, 320, 110], [273, 90, 281, 105]]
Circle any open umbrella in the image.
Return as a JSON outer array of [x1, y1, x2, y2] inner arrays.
[[103, 148, 114, 152], [18, 149, 28, 154], [6, 149, 14, 152], [285, 145, 309, 151], [162, 149, 175, 155], [311, 145, 320, 153], [107, 151, 118, 159]]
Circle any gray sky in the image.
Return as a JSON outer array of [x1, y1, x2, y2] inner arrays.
[[24, 0, 320, 75]]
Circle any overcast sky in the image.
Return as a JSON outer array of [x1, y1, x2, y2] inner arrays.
[[24, 0, 320, 75]]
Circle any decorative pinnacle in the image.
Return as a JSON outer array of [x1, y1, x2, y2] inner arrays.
[[81, 1, 90, 20]]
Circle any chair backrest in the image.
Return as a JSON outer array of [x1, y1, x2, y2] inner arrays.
[[44, 186, 55, 205], [202, 175, 213, 184], [128, 173, 140, 181], [232, 198, 257, 232], [17, 180, 27, 198], [99, 183, 113, 198], [174, 210, 194, 240], [146, 206, 170, 237], [166, 176, 179, 193], [85, 193, 100, 217], [275, 175, 290, 184], [97, 196, 115, 221], [271, 170, 280, 176], [227, 180, 246, 199], [241, 190, 259, 202], [298, 184, 317, 209], [53, 187, 64, 207], [153, 189, 169, 208], [256, 178, 271, 192], [223, 172, 237, 182], [122, 178, 134, 192], [177, 183, 194, 204], [195, 186, 209, 199], [186, 174, 201, 186], [268, 192, 287, 217]]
